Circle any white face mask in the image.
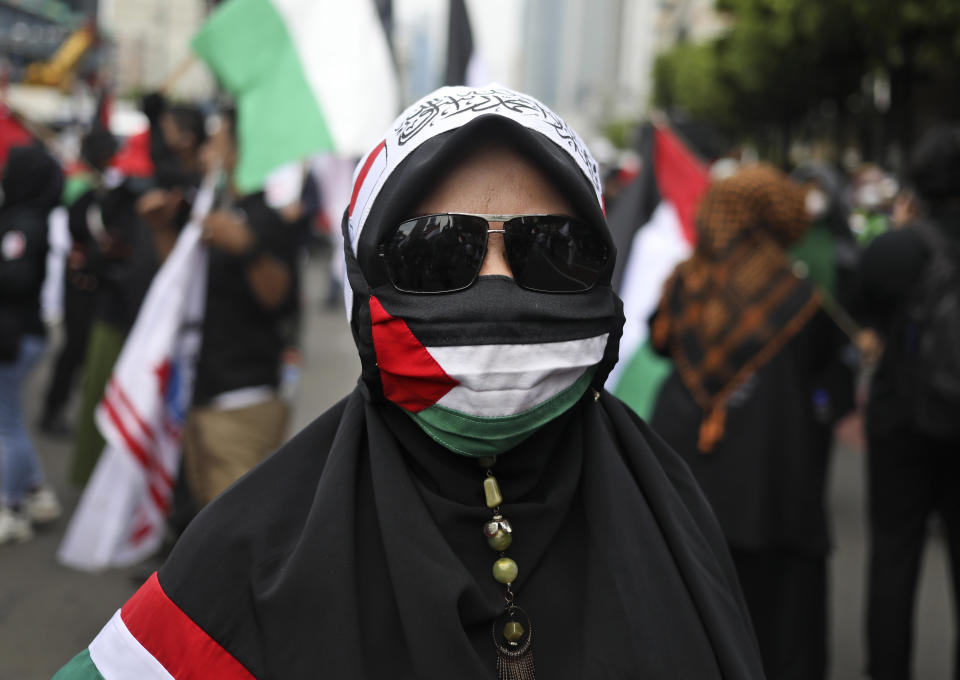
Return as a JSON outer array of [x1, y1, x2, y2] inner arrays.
[[805, 188, 829, 220]]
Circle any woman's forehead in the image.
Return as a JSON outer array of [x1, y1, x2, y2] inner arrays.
[[411, 143, 578, 218]]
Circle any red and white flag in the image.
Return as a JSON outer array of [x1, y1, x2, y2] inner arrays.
[[57, 181, 215, 571]]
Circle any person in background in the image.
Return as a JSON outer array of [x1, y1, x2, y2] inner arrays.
[[790, 162, 859, 309], [181, 108, 297, 509], [857, 125, 960, 680], [38, 129, 118, 436], [649, 163, 855, 680], [789, 162, 861, 431], [849, 163, 898, 245], [0, 145, 64, 544], [137, 93, 207, 261], [68, 100, 207, 487], [67, 178, 155, 486]]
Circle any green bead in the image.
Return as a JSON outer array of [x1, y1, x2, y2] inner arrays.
[[487, 529, 513, 551], [503, 621, 525, 642], [483, 476, 503, 509], [493, 557, 518, 584]]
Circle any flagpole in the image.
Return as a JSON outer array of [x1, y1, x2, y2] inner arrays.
[[790, 260, 869, 352], [160, 54, 198, 96]]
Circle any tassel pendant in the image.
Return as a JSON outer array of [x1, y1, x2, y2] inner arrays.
[[494, 605, 535, 680], [697, 405, 727, 453], [480, 462, 535, 679]]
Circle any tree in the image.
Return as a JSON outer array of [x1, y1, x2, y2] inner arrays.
[[652, 0, 960, 166]]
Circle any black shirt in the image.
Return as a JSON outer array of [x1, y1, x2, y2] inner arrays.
[[0, 205, 49, 351], [191, 192, 298, 405], [70, 183, 160, 331], [650, 311, 850, 554], [855, 226, 932, 435]]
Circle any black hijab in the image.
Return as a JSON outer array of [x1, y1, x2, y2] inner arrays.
[[1, 144, 63, 214], [157, 86, 763, 679]]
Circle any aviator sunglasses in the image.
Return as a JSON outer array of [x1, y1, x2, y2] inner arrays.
[[378, 213, 610, 294]]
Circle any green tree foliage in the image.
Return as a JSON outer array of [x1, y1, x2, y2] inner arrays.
[[653, 42, 732, 130], [653, 0, 960, 162]]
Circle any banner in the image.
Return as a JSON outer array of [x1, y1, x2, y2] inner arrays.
[[57, 180, 215, 571]]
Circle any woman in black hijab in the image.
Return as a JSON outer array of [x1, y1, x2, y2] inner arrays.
[[55, 86, 763, 680]]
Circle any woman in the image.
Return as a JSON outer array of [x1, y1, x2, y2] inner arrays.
[[0, 145, 64, 544], [55, 86, 763, 679], [649, 164, 854, 680]]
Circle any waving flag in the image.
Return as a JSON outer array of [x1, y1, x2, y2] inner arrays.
[[191, 0, 398, 192], [57, 181, 215, 571], [606, 122, 710, 418]]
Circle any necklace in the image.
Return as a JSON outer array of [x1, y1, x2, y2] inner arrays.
[[478, 455, 536, 680]]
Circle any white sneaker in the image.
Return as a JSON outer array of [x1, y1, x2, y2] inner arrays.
[[0, 506, 34, 544], [23, 486, 61, 524]]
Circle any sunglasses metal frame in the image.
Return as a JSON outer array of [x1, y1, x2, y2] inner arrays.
[[378, 212, 609, 294]]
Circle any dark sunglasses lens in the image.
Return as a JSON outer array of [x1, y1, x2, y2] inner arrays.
[[382, 215, 488, 293], [504, 216, 609, 292]]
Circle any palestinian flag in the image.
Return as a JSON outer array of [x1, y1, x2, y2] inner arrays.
[[53, 573, 253, 679], [605, 122, 710, 419], [109, 130, 155, 179], [191, 0, 398, 192], [369, 295, 608, 456]]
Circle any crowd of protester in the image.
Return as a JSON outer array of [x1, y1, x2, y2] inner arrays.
[[0, 94, 306, 550], [639, 125, 960, 679]]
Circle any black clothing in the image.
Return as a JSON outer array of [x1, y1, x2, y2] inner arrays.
[[651, 310, 846, 555], [731, 548, 828, 680], [0, 205, 50, 350], [191, 193, 297, 405], [856, 227, 930, 436], [1, 144, 63, 212], [857, 221, 960, 679], [0, 146, 63, 358], [161, 387, 764, 679], [865, 427, 960, 680], [650, 310, 849, 680], [69, 185, 158, 332], [42, 279, 96, 421]]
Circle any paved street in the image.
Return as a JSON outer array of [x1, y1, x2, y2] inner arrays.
[[0, 257, 954, 679]]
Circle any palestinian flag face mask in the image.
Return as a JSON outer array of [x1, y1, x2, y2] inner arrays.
[[342, 85, 624, 457], [367, 276, 619, 456]]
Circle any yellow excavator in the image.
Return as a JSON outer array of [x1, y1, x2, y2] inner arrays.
[[23, 23, 96, 89]]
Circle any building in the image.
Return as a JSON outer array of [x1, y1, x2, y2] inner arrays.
[[520, 0, 726, 142], [96, 0, 213, 101], [0, 0, 88, 82]]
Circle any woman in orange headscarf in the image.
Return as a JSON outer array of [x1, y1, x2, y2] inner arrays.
[[650, 163, 855, 680]]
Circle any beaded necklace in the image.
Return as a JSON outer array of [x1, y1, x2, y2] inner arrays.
[[478, 455, 535, 680]]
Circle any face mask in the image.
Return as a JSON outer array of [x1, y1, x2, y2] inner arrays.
[[368, 277, 619, 457]]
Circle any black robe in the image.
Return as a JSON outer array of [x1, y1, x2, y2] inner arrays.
[[649, 310, 849, 555], [156, 386, 764, 679]]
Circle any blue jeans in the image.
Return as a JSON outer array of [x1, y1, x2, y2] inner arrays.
[[0, 335, 47, 507]]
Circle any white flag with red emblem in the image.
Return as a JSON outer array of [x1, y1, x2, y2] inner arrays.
[[57, 183, 214, 571]]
